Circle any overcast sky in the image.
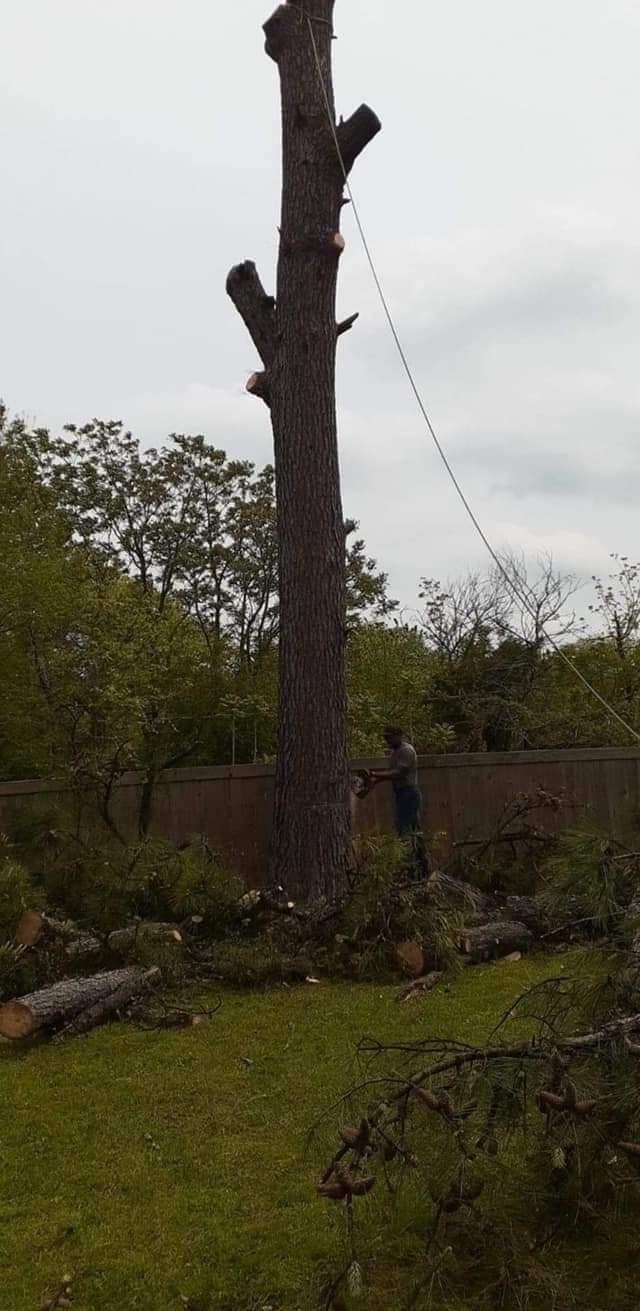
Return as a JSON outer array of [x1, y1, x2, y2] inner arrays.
[[2, 0, 640, 612]]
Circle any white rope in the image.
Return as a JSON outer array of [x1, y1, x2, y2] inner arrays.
[[305, 14, 640, 745]]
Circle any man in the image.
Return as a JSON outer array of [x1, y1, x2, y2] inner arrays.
[[368, 727, 428, 873]]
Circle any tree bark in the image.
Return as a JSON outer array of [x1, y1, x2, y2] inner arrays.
[[107, 923, 183, 958], [227, 1, 380, 901], [0, 968, 158, 1040], [55, 968, 160, 1039], [463, 921, 533, 965], [497, 895, 550, 938]]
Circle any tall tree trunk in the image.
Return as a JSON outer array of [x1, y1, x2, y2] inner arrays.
[[226, 1, 380, 900]]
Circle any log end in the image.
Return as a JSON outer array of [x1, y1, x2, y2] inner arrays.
[[225, 260, 258, 297], [0, 1000, 34, 1040], [396, 941, 425, 978], [335, 104, 382, 174], [246, 371, 271, 407], [15, 910, 44, 947]]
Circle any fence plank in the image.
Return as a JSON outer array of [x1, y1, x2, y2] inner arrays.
[[1, 748, 639, 889]]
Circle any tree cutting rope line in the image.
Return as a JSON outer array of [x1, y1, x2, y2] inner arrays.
[[305, 13, 640, 746]]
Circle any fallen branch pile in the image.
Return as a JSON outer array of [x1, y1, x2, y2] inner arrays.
[[391, 873, 559, 978], [315, 966, 640, 1308]]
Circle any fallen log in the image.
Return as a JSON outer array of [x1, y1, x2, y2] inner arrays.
[[497, 896, 550, 938], [15, 910, 101, 960], [396, 941, 425, 978], [56, 967, 161, 1039], [64, 933, 103, 961], [0, 967, 158, 1040], [463, 920, 533, 965], [107, 923, 183, 957]]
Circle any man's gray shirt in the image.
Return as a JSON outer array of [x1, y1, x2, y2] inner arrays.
[[389, 741, 418, 789]]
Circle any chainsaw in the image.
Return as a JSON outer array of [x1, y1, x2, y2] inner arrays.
[[351, 768, 375, 800]]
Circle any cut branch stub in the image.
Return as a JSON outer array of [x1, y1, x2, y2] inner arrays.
[[16, 910, 45, 946], [246, 371, 272, 407], [225, 261, 276, 367], [335, 104, 382, 174], [336, 311, 359, 337], [263, 4, 291, 62]]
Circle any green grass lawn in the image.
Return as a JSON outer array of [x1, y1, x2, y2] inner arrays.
[[0, 956, 586, 1311]]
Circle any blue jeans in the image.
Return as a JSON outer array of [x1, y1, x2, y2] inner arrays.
[[393, 785, 428, 875], [393, 785, 422, 837]]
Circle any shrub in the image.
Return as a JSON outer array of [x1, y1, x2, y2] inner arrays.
[[0, 854, 46, 940], [539, 830, 640, 939], [36, 834, 243, 934]]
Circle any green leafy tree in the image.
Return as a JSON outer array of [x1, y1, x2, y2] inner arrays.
[[346, 623, 452, 756]]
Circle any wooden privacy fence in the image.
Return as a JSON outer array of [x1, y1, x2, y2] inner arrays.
[[1, 748, 640, 889]]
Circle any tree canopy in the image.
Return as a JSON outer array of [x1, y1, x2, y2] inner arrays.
[[1, 404, 638, 838]]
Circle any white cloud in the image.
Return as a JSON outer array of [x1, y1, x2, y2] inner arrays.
[[125, 383, 268, 460]]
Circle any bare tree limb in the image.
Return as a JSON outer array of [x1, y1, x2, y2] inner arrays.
[[335, 104, 382, 173], [225, 261, 276, 368], [336, 312, 359, 336], [246, 371, 272, 407]]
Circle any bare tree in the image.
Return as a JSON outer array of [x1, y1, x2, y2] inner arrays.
[[420, 554, 583, 752], [493, 549, 581, 650], [226, 2, 380, 898], [418, 573, 507, 661], [420, 553, 580, 663]]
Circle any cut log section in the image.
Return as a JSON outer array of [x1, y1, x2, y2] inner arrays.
[[0, 967, 160, 1040], [246, 370, 271, 406], [15, 909, 45, 947], [463, 921, 533, 965], [56, 967, 161, 1040], [107, 923, 183, 958], [497, 896, 550, 938], [16, 911, 82, 947], [15, 911, 101, 960], [396, 941, 425, 978]]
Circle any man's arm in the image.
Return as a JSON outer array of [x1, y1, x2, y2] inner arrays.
[[371, 744, 416, 786]]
